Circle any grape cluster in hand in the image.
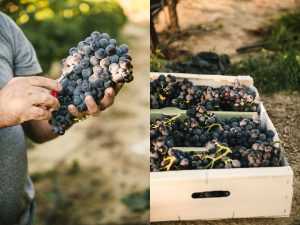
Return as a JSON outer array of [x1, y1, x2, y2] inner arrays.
[[49, 31, 133, 135], [150, 107, 281, 171], [150, 74, 260, 112]]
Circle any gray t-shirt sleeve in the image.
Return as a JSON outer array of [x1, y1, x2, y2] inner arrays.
[[3, 13, 42, 76]]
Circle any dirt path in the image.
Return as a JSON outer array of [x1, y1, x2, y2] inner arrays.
[[155, 0, 297, 60], [28, 22, 149, 225]]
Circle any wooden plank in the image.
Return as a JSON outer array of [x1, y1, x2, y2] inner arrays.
[[174, 147, 207, 152], [150, 72, 254, 87], [150, 166, 293, 221], [151, 166, 292, 180], [150, 107, 258, 122], [260, 103, 289, 166]]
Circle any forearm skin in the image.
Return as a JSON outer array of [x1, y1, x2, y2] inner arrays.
[[22, 120, 58, 143]]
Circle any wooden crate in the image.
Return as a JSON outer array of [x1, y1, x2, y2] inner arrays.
[[150, 73, 294, 222]]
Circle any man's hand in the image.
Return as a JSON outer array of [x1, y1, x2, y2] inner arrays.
[[0, 76, 62, 127], [68, 83, 123, 117]]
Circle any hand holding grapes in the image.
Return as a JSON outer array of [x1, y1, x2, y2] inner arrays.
[[49, 31, 133, 135], [67, 83, 123, 117], [0, 76, 62, 127]]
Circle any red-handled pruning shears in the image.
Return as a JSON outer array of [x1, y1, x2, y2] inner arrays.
[[50, 71, 74, 98]]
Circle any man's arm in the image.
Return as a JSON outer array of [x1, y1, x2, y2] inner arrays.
[[22, 120, 58, 143]]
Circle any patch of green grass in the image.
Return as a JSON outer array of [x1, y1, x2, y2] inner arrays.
[[227, 10, 300, 93], [90, 178, 102, 186], [151, 49, 167, 72], [30, 171, 43, 182], [122, 189, 150, 213], [69, 160, 80, 175], [227, 50, 300, 93], [264, 11, 300, 49]]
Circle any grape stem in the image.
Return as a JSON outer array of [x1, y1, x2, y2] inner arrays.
[[165, 114, 181, 125], [73, 115, 89, 122], [194, 153, 204, 159], [151, 114, 181, 129], [204, 115, 211, 119], [205, 141, 232, 169], [223, 158, 232, 164], [160, 155, 177, 171], [203, 123, 223, 132], [159, 94, 166, 100]]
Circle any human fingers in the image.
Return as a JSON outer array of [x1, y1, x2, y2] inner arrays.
[[85, 96, 101, 116], [68, 104, 88, 117], [29, 86, 51, 95], [28, 107, 52, 120], [98, 88, 115, 111], [114, 83, 124, 96], [30, 93, 60, 110], [27, 76, 62, 92]]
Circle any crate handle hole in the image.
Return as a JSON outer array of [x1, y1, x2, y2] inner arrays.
[[192, 191, 230, 199]]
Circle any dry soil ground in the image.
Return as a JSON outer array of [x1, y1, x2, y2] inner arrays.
[[153, 0, 300, 225], [28, 22, 150, 225], [155, 0, 297, 60]]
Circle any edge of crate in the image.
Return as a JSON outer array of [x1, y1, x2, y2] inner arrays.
[[150, 165, 293, 182], [150, 72, 254, 87], [150, 165, 293, 221], [150, 107, 258, 121]]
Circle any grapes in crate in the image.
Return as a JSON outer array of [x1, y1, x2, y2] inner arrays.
[[150, 74, 260, 112], [49, 31, 133, 135], [150, 107, 281, 171]]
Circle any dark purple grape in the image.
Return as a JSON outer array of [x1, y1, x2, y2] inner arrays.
[[105, 44, 116, 55], [95, 48, 106, 59], [99, 38, 109, 47]]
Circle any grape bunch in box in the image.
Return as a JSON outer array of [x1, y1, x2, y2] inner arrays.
[[150, 74, 284, 171], [150, 74, 260, 112]]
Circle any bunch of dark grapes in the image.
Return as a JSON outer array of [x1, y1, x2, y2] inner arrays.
[[150, 140, 281, 171], [150, 74, 202, 109], [152, 109, 275, 149], [49, 31, 133, 135], [150, 75, 260, 112], [197, 80, 260, 111], [150, 108, 281, 171]]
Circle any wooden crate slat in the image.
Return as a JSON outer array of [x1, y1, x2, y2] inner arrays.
[[150, 107, 258, 121], [150, 72, 254, 87], [174, 147, 207, 152], [150, 167, 293, 221]]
